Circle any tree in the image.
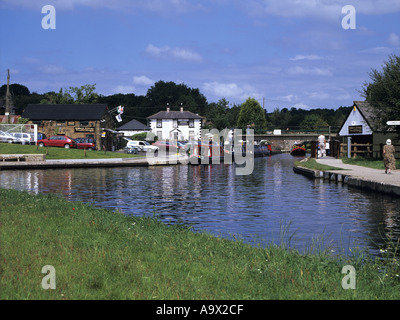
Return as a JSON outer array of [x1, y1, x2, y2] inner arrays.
[[40, 88, 73, 104], [204, 98, 230, 130], [40, 84, 99, 105], [146, 81, 207, 114], [300, 114, 329, 131], [236, 97, 267, 131], [0, 83, 30, 96], [68, 84, 99, 104], [362, 54, 400, 133]]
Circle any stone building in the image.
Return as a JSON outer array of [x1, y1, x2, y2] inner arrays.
[[21, 104, 114, 150]]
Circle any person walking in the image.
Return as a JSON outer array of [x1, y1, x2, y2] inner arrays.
[[318, 134, 326, 157], [383, 139, 396, 174]]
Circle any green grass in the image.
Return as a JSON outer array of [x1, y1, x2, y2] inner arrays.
[[342, 156, 400, 170], [1, 188, 400, 300], [0, 143, 142, 160], [294, 158, 343, 171]]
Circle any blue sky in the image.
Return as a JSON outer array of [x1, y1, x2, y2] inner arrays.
[[1, 0, 399, 110]]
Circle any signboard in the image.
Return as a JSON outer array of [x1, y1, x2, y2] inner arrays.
[[387, 121, 400, 125], [348, 125, 363, 134], [75, 127, 95, 133], [178, 120, 189, 126]]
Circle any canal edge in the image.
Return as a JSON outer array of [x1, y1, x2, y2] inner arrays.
[[293, 165, 400, 197]]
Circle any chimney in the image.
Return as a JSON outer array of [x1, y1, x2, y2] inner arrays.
[[180, 107, 183, 112], [167, 107, 170, 112]]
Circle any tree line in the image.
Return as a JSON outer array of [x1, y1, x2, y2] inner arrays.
[[2, 53, 399, 134], [0, 80, 353, 133]]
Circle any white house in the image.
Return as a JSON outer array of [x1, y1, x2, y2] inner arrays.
[[147, 107, 203, 141]]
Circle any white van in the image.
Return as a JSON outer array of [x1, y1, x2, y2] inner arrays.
[[126, 140, 158, 152]]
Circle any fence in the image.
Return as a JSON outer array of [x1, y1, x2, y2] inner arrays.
[[0, 124, 38, 142], [310, 140, 400, 159], [265, 126, 340, 135]]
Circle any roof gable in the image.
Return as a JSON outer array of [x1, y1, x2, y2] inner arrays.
[[147, 109, 203, 120], [22, 104, 109, 121], [338, 101, 373, 136], [117, 119, 150, 131]]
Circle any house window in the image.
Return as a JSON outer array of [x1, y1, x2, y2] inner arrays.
[[80, 121, 89, 126], [173, 120, 178, 128], [189, 119, 194, 128], [156, 119, 162, 128], [157, 131, 162, 140]]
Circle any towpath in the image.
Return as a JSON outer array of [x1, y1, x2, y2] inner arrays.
[[313, 157, 400, 196], [316, 157, 400, 187]]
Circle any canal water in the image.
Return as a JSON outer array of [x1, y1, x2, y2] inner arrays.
[[1, 153, 399, 256]]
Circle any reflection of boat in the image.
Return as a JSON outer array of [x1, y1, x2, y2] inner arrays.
[[187, 142, 272, 165], [290, 143, 306, 156]]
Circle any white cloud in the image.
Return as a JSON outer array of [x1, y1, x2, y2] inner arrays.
[[308, 91, 330, 100], [290, 54, 323, 61], [361, 46, 393, 55], [241, 0, 400, 19], [287, 66, 332, 77], [112, 85, 135, 94], [202, 81, 261, 102], [145, 44, 203, 63], [0, 0, 205, 13], [387, 33, 400, 47], [133, 75, 154, 86], [276, 94, 298, 103], [40, 64, 67, 75]]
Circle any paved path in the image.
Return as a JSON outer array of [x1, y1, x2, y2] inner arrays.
[[315, 157, 400, 187]]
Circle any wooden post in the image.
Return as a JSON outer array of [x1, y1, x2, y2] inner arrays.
[[353, 142, 357, 159], [5, 69, 11, 124]]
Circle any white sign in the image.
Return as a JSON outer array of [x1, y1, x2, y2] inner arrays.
[[387, 121, 400, 125]]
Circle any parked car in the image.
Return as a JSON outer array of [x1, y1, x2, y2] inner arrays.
[[127, 140, 159, 152], [10, 132, 34, 145], [37, 135, 77, 149], [74, 138, 96, 150], [0, 130, 18, 143]]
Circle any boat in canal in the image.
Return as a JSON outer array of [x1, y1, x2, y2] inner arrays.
[[290, 143, 306, 156], [188, 142, 271, 165]]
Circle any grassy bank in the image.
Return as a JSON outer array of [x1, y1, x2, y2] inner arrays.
[[1, 188, 400, 300], [342, 156, 400, 170], [0, 143, 141, 160], [294, 158, 343, 171]]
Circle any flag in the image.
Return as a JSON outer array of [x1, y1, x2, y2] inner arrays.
[[116, 114, 122, 122], [118, 105, 124, 114]]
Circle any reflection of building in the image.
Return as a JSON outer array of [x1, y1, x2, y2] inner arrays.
[[339, 101, 399, 158], [22, 104, 114, 150], [147, 107, 203, 141]]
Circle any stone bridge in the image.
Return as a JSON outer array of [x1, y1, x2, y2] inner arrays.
[[254, 133, 339, 152]]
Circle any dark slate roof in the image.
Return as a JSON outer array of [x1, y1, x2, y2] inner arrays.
[[353, 100, 384, 131], [147, 109, 203, 120], [116, 119, 150, 131], [22, 104, 109, 121]]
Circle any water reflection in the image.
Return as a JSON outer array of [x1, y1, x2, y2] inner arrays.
[[1, 153, 399, 255]]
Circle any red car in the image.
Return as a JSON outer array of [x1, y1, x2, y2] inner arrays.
[[38, 135, 77, 149], [74, 138, 96, 150]]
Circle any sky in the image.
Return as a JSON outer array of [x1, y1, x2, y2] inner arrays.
[[0, 0, 399, 111]]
